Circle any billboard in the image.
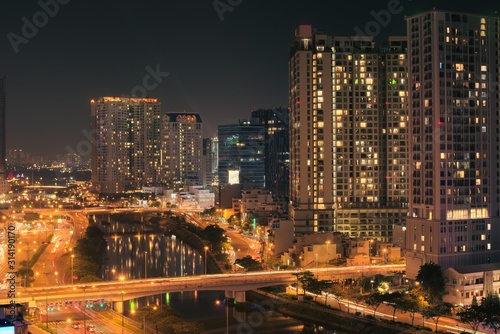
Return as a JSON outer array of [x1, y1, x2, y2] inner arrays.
[[228, 170, 239, 185], [0, 327, 15, 334]]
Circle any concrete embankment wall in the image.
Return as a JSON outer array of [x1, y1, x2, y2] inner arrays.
[[247, 290, 414, 334]]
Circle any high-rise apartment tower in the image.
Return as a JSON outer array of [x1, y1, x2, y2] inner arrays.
[[289, 25, 409, 237], [405, 10, 500, 277], [91, 97, 161, 194]]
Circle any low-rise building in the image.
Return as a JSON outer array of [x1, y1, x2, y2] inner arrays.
[[443, 262, 500, 306], [267, 219, 294, 255], [240, 189, 274, 222], [187, 186, 215, 209]]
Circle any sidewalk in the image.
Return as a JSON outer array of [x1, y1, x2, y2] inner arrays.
[[284, 287, 490, 334]]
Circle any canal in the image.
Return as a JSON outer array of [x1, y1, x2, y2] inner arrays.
[[96, 214, 341, 333]]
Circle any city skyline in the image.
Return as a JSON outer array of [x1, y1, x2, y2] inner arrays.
[[1, 0, 492, 157]]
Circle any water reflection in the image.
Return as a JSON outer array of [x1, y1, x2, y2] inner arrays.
[[97, 215, 307, 332], [104, 233, 203, 280], [99, 215, 204, 312]]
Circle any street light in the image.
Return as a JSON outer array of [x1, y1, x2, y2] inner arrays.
[[81, 285, 87, 334], [144, 251, 147, 279], [325, 240, 330, 256], [204, 246, 209, 276], [71, 254, 75, 286], [119, 275, 125, 334], [43, 272, 50, 329], [315, 253, 319, 279]]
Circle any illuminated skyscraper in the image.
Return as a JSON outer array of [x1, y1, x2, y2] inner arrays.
[[202, 137, 218, 187], [289, 25, 408, 237], [251, 108, 290, 201], [405, 10, 500, 277], [161, 113, 203, 187], [218, 120, 265, 188], [90, 97, 161, 194]]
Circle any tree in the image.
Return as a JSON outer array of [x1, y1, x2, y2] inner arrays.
[[17, 267, 34, 287], [457, 296, 485, 334], [384, 291, 405, 322], [422, 301, 452, 332], [24, 212, 40, 221], [377, 281, 391, 294], [482, 294, 500, 334], [73, 255, 99, 280], [400, 288, 428, 326], [363, 292, 385, 318], [416, 262, 445, 304], [327, 283, 346, 310], [201, 224, 227, 253], [308, 280, 333, 302], [202, 207, 215, 216], [292, 271, 316, 297], [234, 256, 262, 271]]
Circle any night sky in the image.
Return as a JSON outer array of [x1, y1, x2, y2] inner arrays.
[[0, 0, 496, 158]]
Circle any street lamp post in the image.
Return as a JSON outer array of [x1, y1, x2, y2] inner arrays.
[[226, 300, 229, 334], [81, 285, 87, 334], [315, 253, 318, 277], [204, 246, 209, 276], [71, 254, 75, 286], [144, 251, 147, 279], [346, 282, 350, 314], [119, 275, 125, 334], [43, 272, 50, 329], [325, 240, 330, 263]]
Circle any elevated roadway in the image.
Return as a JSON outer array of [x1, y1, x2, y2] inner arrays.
[[3, 264, 404, 305]]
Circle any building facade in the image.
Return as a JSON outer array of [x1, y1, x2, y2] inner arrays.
[[90, 97, 161, 194], [289, 25, 408, 237], [405, 11, 500, 278], [251, 108, 290, 201], [202, 137, 218, 187], [217, 120, 265, 188], [161, 113, 203, 187]]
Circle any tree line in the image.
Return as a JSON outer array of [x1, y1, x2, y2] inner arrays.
[[292, 262, 500, 333]]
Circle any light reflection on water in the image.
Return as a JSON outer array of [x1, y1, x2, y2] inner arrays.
[[99, 215, 205, 313], [97, 216, 317, 332], [104, 233, 203, 280]]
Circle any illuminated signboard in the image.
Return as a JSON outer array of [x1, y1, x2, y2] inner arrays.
[[0, 327, 15, 334], [225, 135, 239, 147], [228, 170, 239, 185]]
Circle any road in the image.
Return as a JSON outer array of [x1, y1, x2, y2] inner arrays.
[[294, 288, 493, 334], [35, 305, 131, 334], [182, 211, 262, 263]]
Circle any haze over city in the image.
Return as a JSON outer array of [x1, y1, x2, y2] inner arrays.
[[1, 0, 492, 157], [2, 1, 500, 333]]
